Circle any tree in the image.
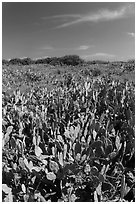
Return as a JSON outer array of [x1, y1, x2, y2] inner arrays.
[[2, 59, 9, 65], [60, 55, 84, 66], [9, 58, 22, 65], [20, 58, 33, 65]]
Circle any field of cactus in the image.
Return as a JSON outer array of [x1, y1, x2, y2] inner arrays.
[[2, 62, 135, 202]]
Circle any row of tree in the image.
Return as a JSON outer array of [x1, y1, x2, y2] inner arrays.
[[2, 55, 134, 67], [2, 55, 114, 66], [2, 55, 85, 66]]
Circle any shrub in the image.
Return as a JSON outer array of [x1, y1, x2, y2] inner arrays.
[[2, 59, 9, 65], [92, 68, 101, 77], [87, 60, 109, 65], [35, 58, 48, 64], [4, 55, 85, 66], [60, 55, 84, 66], [20, 58, 33, 65], [49, 57, 60, 66], [2, 75, 135, 202], [9, 58, 22, 65]]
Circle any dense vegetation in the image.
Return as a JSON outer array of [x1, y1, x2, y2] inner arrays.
[[2, 58, 135, 202], [2, 55, 84, 66]]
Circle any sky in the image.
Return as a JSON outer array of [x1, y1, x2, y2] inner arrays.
[[2, 2, 135, 61]]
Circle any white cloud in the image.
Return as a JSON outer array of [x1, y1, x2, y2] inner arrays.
[[42, 14, 81, 20], [93, 53, 115, 57], [127, 32, 135, 37], [54, 3, 134, 28], [82, 52, 115, 60], [77, 45, 90, 50], [41, 46, 54, 50]]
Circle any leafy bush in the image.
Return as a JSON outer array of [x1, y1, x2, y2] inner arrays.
[[35, 55, 84, 66], [60, 55, 84, 66], [20, 58, 33, 65], [92, 68, 102, 77], [127, 59, 135, 64], [87, 60, 109, 65], [123, 61, 135, 72], [49, 57, 60, 66], [35, 58, 51, 65], [4, 58, 33, 66], [3, 56, 134, 68], [9, 58, 22, 65], [23, 70, 41, 82], [80, 68, 91, 76], [2, 59, 9, 65], [2, 75, 135, 202]]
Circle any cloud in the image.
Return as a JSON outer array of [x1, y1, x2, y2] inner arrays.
[[82, 52, 115, 60], [127, 32, 135, 37], [93, 53, 115, 57], [40, 46, 54, 50], [41, 14, 81, 20], [54, 3, 134, 28], [77, 45, 90, 50]]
